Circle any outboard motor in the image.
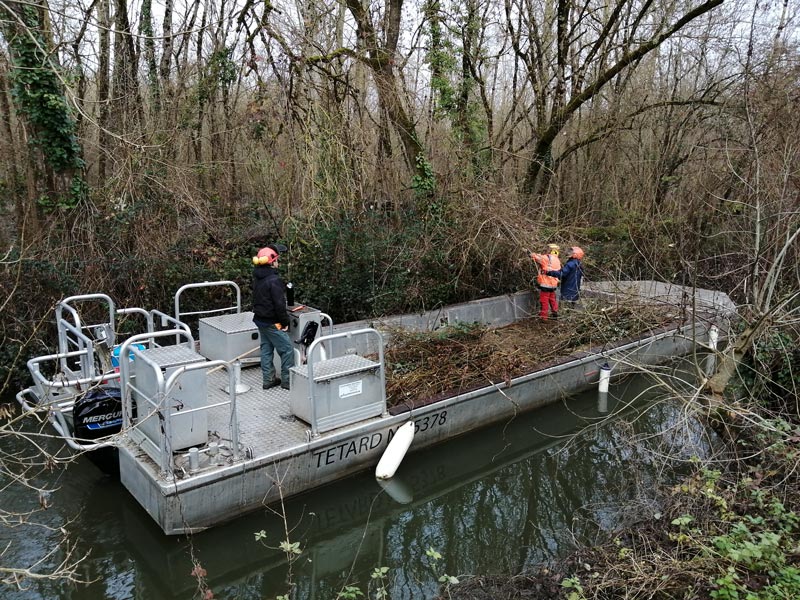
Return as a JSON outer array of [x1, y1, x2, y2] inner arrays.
[[73, 388, 126, 476]]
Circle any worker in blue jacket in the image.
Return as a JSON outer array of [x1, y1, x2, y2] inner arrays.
[[548, 246, 584, 306]]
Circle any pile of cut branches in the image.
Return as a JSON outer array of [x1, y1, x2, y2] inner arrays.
[[384, 301, 679, 408]]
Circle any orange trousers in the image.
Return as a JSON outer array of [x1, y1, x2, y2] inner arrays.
[[539, 290, 558, 320]]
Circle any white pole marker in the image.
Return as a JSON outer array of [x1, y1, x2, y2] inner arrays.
[[598, 362, 611, 394]]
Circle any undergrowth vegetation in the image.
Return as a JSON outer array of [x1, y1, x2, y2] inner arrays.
[[0, 187, 732, 399], [442, 327, 800, 600]]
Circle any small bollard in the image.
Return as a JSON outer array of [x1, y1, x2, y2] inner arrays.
[[224, 360, 251, 394], [188, 447, 200, 471]]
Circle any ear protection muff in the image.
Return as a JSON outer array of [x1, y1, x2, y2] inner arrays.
[[253, 247, 279, 265]]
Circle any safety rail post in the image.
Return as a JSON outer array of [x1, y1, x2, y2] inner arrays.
[[227, 366, 241, 460], [119, 330, 241, 476], [56, 293, 117, 351], [150, 309, 192, 347], [56, 303, 82, 361], [318, 312, 335, 336], [162, 360, 241, 461], [174, 280, 241, 323], [116, 307, 154, 345], [55, 320, 96, 379], [304, 327, 386, 437]]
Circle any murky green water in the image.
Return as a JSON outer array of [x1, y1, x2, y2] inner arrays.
[[2, 357, 715, 599]]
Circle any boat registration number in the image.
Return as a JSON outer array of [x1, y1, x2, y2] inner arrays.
[[313, 410, 448, 469]]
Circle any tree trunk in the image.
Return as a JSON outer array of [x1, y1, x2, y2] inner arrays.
[[0, 59, 39, 240], [520, 0, 725, 195], [139, 0, 160, 113], [112, 0, 141, 133], [97, 0, 110, 181], [705, 321, 763, 397], [345, 0, 428, 182]]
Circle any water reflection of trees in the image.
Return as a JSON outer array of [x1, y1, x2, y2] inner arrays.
[[372, 399, 715, 598]]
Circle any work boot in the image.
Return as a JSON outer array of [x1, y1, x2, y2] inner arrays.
[[552, 311, 559, 320], [280, 380, 291, 391], [263, 379, 280, 390]]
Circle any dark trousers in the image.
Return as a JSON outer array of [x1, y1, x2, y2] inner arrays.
[[257, 324, 295, 383]]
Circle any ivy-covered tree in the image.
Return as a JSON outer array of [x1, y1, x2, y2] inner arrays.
[[1, 1, 85, 218]]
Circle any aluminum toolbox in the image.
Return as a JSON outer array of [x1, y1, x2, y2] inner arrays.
[[290, 354, 383, 433], [198, 312, 261, 364], [134, 345, 209, 451]]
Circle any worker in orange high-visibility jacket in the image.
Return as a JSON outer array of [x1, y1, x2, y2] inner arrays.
[[530, 244, 562, 320]]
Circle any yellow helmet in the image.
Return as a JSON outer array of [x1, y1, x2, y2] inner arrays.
[[547, 244, 560, 255]]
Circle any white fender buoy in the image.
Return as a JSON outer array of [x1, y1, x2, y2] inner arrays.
[[377, 476, 414, 504], [708, 325, 719, 350], [598, 363, 611, 394], [597, 391, 609, 414], [375, 421, 415, 480]]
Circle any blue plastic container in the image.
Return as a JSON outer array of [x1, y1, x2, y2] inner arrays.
[[111, 343, 146, 371]]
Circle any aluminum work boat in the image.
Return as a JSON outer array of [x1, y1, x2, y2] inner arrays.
[[16, 280, 735, 534]]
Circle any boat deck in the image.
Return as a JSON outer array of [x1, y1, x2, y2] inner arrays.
[[134, 360, 386, 483], [205, 364, 309, 457]]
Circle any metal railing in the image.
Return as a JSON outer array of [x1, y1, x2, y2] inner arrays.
[[118, 330, 241, 477], [22, 349, 118, 408], [304, 327, 387, 437], [174, 280, 241, 321], [56, 293, 117, 354], [54, 320, 97, 380]]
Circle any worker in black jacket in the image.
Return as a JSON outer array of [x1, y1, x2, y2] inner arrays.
[[252, 244, 294, 390]]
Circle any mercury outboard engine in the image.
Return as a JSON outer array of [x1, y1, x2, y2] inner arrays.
[[73, 388, 125, 476]]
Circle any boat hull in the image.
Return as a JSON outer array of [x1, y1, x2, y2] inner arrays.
[[119, 323, 704, 534]]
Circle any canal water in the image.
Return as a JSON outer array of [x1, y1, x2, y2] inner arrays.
[[2, 357, 715, 599]]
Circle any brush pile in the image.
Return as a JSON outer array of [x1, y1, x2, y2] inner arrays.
[[384, 301, 681, 408]]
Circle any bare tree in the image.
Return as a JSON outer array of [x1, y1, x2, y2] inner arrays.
[[502, 0, 726, 196]]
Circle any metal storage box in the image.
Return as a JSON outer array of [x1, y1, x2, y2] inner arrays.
[[198, 312, 261, 365], [134, 346, 209, 451], [289, 355, 383, 433]]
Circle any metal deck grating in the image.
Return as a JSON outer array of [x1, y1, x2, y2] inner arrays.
[[293, 354, 379, 381], [205, 363, 311, 456], [199, 311, 257, 334]]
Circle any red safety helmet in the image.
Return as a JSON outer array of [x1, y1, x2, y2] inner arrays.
[[252, 246, 279, 266], [569, 246, 585, 260]]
